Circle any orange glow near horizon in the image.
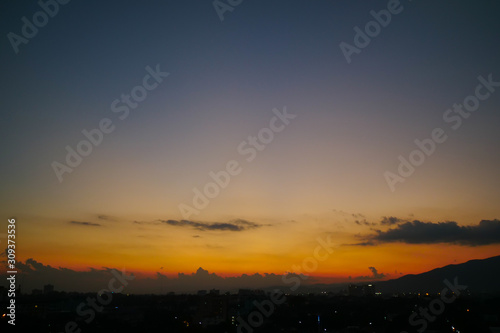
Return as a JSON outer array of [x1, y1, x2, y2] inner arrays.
[[15, 211, 500, 285]]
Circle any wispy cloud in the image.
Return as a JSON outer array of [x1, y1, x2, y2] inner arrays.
[[133, 220, 160, 225], [354, 219, 376, 226], [380, 216, 407, 225], [69, 221, 101, 227], [97, 214, 115, 221], [159, 219, 263, 232], [343, 241, 376, 247]]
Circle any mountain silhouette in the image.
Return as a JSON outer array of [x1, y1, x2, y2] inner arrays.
[[376, 255, 500, 294]]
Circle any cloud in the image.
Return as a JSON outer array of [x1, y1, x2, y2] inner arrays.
[[159, 219, 263, 232], [380, 216, 406, 225], [354, 219, 376, 226], [0, 259, 344, 294], [133, 220, 161, 226], [137, 267, 308, 293], [6, 258, 125, 293], [354, 267, 386, 280], [370, 219, 500, 246], [332, 209, 366, 219], [368, 267, 385, 279], [343, 241, 376, 247], [69, 221, 101, 227], [97, 214, 115, 221]]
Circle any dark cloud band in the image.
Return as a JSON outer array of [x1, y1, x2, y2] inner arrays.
[[160, 219, 262, 232], [371, 219, 500, 246]]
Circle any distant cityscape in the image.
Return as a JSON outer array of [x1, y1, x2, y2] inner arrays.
[[1, 282, 500, 332]]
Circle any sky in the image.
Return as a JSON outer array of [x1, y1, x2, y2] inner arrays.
[[1, 0, 500, 293]]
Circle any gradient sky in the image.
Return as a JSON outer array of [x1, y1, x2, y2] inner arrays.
[[1, 1, 500, 292]]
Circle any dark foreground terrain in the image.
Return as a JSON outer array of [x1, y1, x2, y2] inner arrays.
[[1, 289, 500, 333]]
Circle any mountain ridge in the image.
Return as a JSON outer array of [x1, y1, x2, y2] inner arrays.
[[368, 254, 500, 294]]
